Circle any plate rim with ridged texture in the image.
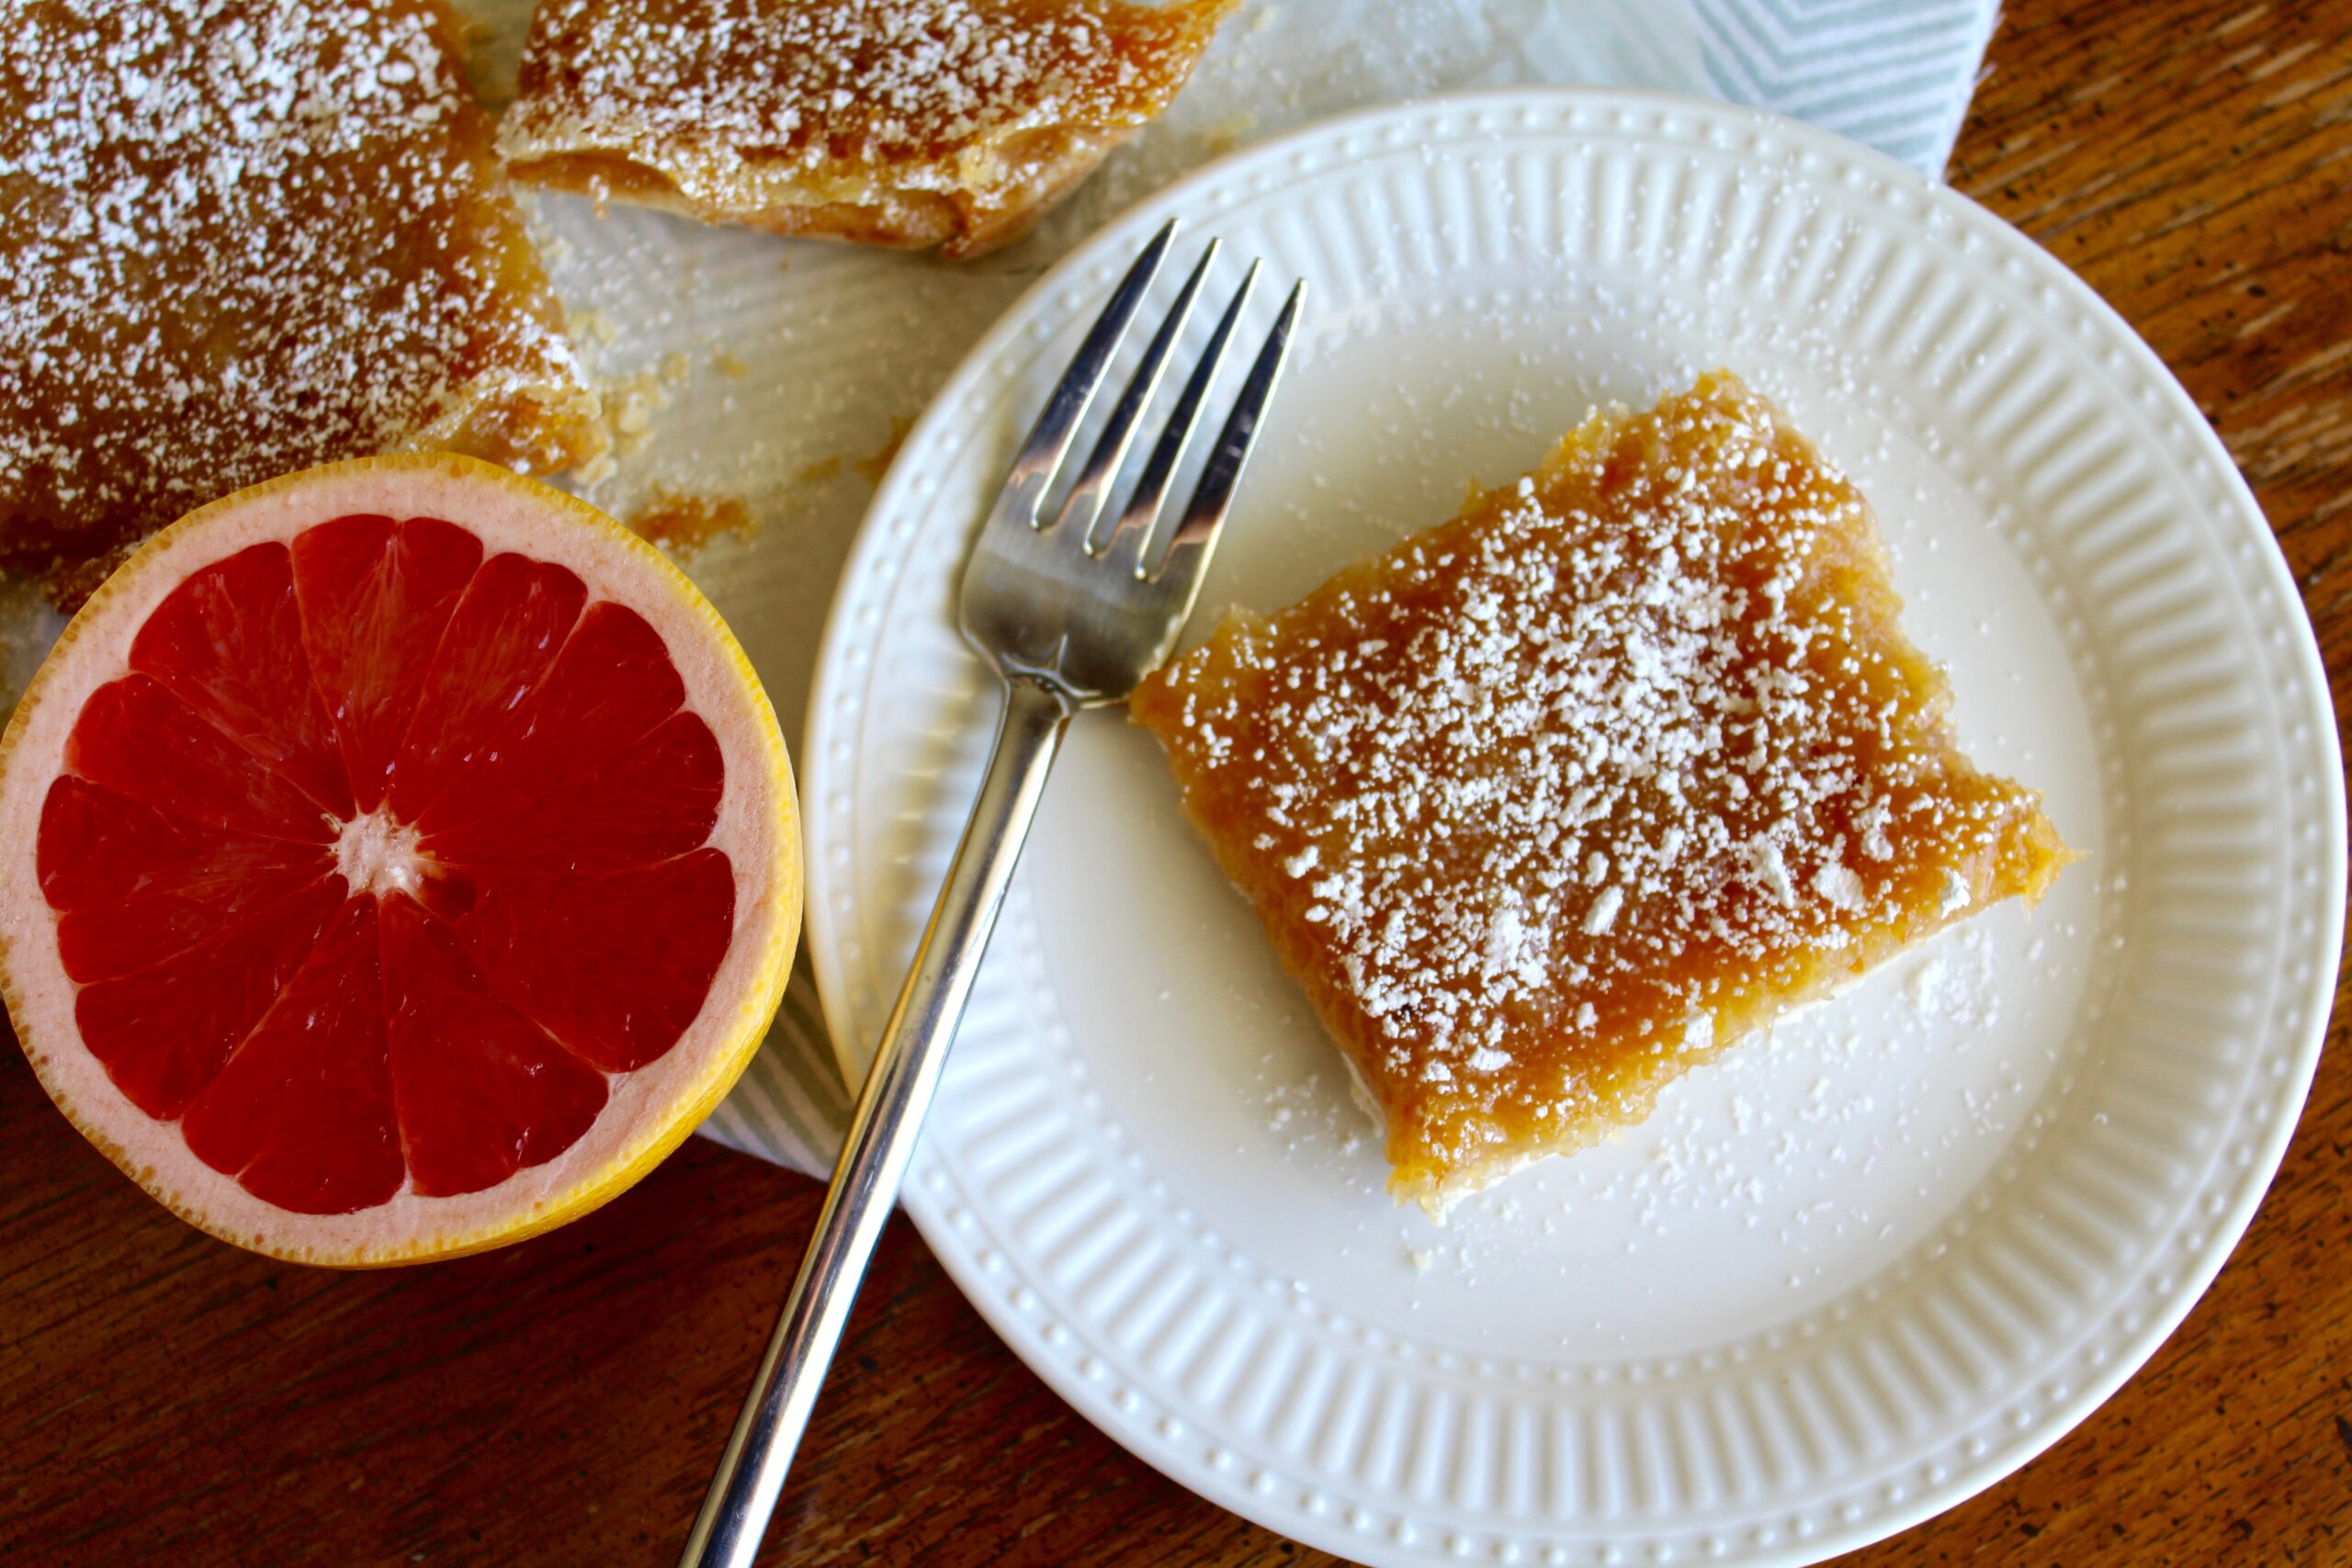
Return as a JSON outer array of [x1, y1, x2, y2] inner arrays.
[[799, 86, 2345, 1566]]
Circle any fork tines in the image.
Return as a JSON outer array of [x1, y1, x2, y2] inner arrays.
[[1010, 219, 1302, 589]]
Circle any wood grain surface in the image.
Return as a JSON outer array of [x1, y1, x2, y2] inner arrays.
[[6, 2, 2350, 1563]]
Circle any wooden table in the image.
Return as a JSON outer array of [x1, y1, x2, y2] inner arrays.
[[6, 3, 2349, 1562]]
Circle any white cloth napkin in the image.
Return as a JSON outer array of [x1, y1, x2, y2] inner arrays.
[[691, 0, 2004, 1179]]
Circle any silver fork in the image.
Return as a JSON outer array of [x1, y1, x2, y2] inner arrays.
[[681, 220, 1303, 1568]]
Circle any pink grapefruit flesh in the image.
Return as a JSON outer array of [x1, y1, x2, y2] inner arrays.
[[0, 456, 800, 1265]]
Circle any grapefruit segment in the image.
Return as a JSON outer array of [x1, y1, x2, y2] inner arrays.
[[40, 778, 334, 982], [386, 552, 588, 824], [414, 601, 684, 834], [423, 712, 723, 874], [462, 850, 737, 1074], [67, 675, 342, 844], [75, 877, 348, 1121], [380, 896, 609, 1199], [128, 543, 354, 819], [182, 897, 403, 1216], [1, 455, 799, 1265], [290, 513, 484, 814]]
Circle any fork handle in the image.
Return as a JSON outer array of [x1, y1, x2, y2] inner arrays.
[[680, 677, 1072, 1568]]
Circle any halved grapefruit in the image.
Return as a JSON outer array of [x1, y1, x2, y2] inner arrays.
[[0, 455, 799, 1265]]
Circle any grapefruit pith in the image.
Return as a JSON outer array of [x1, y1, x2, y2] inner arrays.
[[0, 455, 799, 1265]]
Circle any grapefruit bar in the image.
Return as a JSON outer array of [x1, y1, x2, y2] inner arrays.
[[0, 0, 605, 600], [498, 0, 1236, 259], [1130, 373, 2074, 1215]]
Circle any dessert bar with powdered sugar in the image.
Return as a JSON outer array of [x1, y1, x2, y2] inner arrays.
[[499, 0, 1237, 259], [0, 0, 605, 603], [1132, 372, 2075, 1215]]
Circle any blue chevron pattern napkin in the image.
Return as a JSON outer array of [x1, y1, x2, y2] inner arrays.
[[701, 0, 2005, 1179], [1693, 0, 1999, 174]]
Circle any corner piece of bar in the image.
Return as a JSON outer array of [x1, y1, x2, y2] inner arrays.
[[0, 0, 605, 601], [498, 0, 1238, 259]]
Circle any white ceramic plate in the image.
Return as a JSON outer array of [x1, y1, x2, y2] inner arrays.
[[801, 89, 2344, 1567]]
